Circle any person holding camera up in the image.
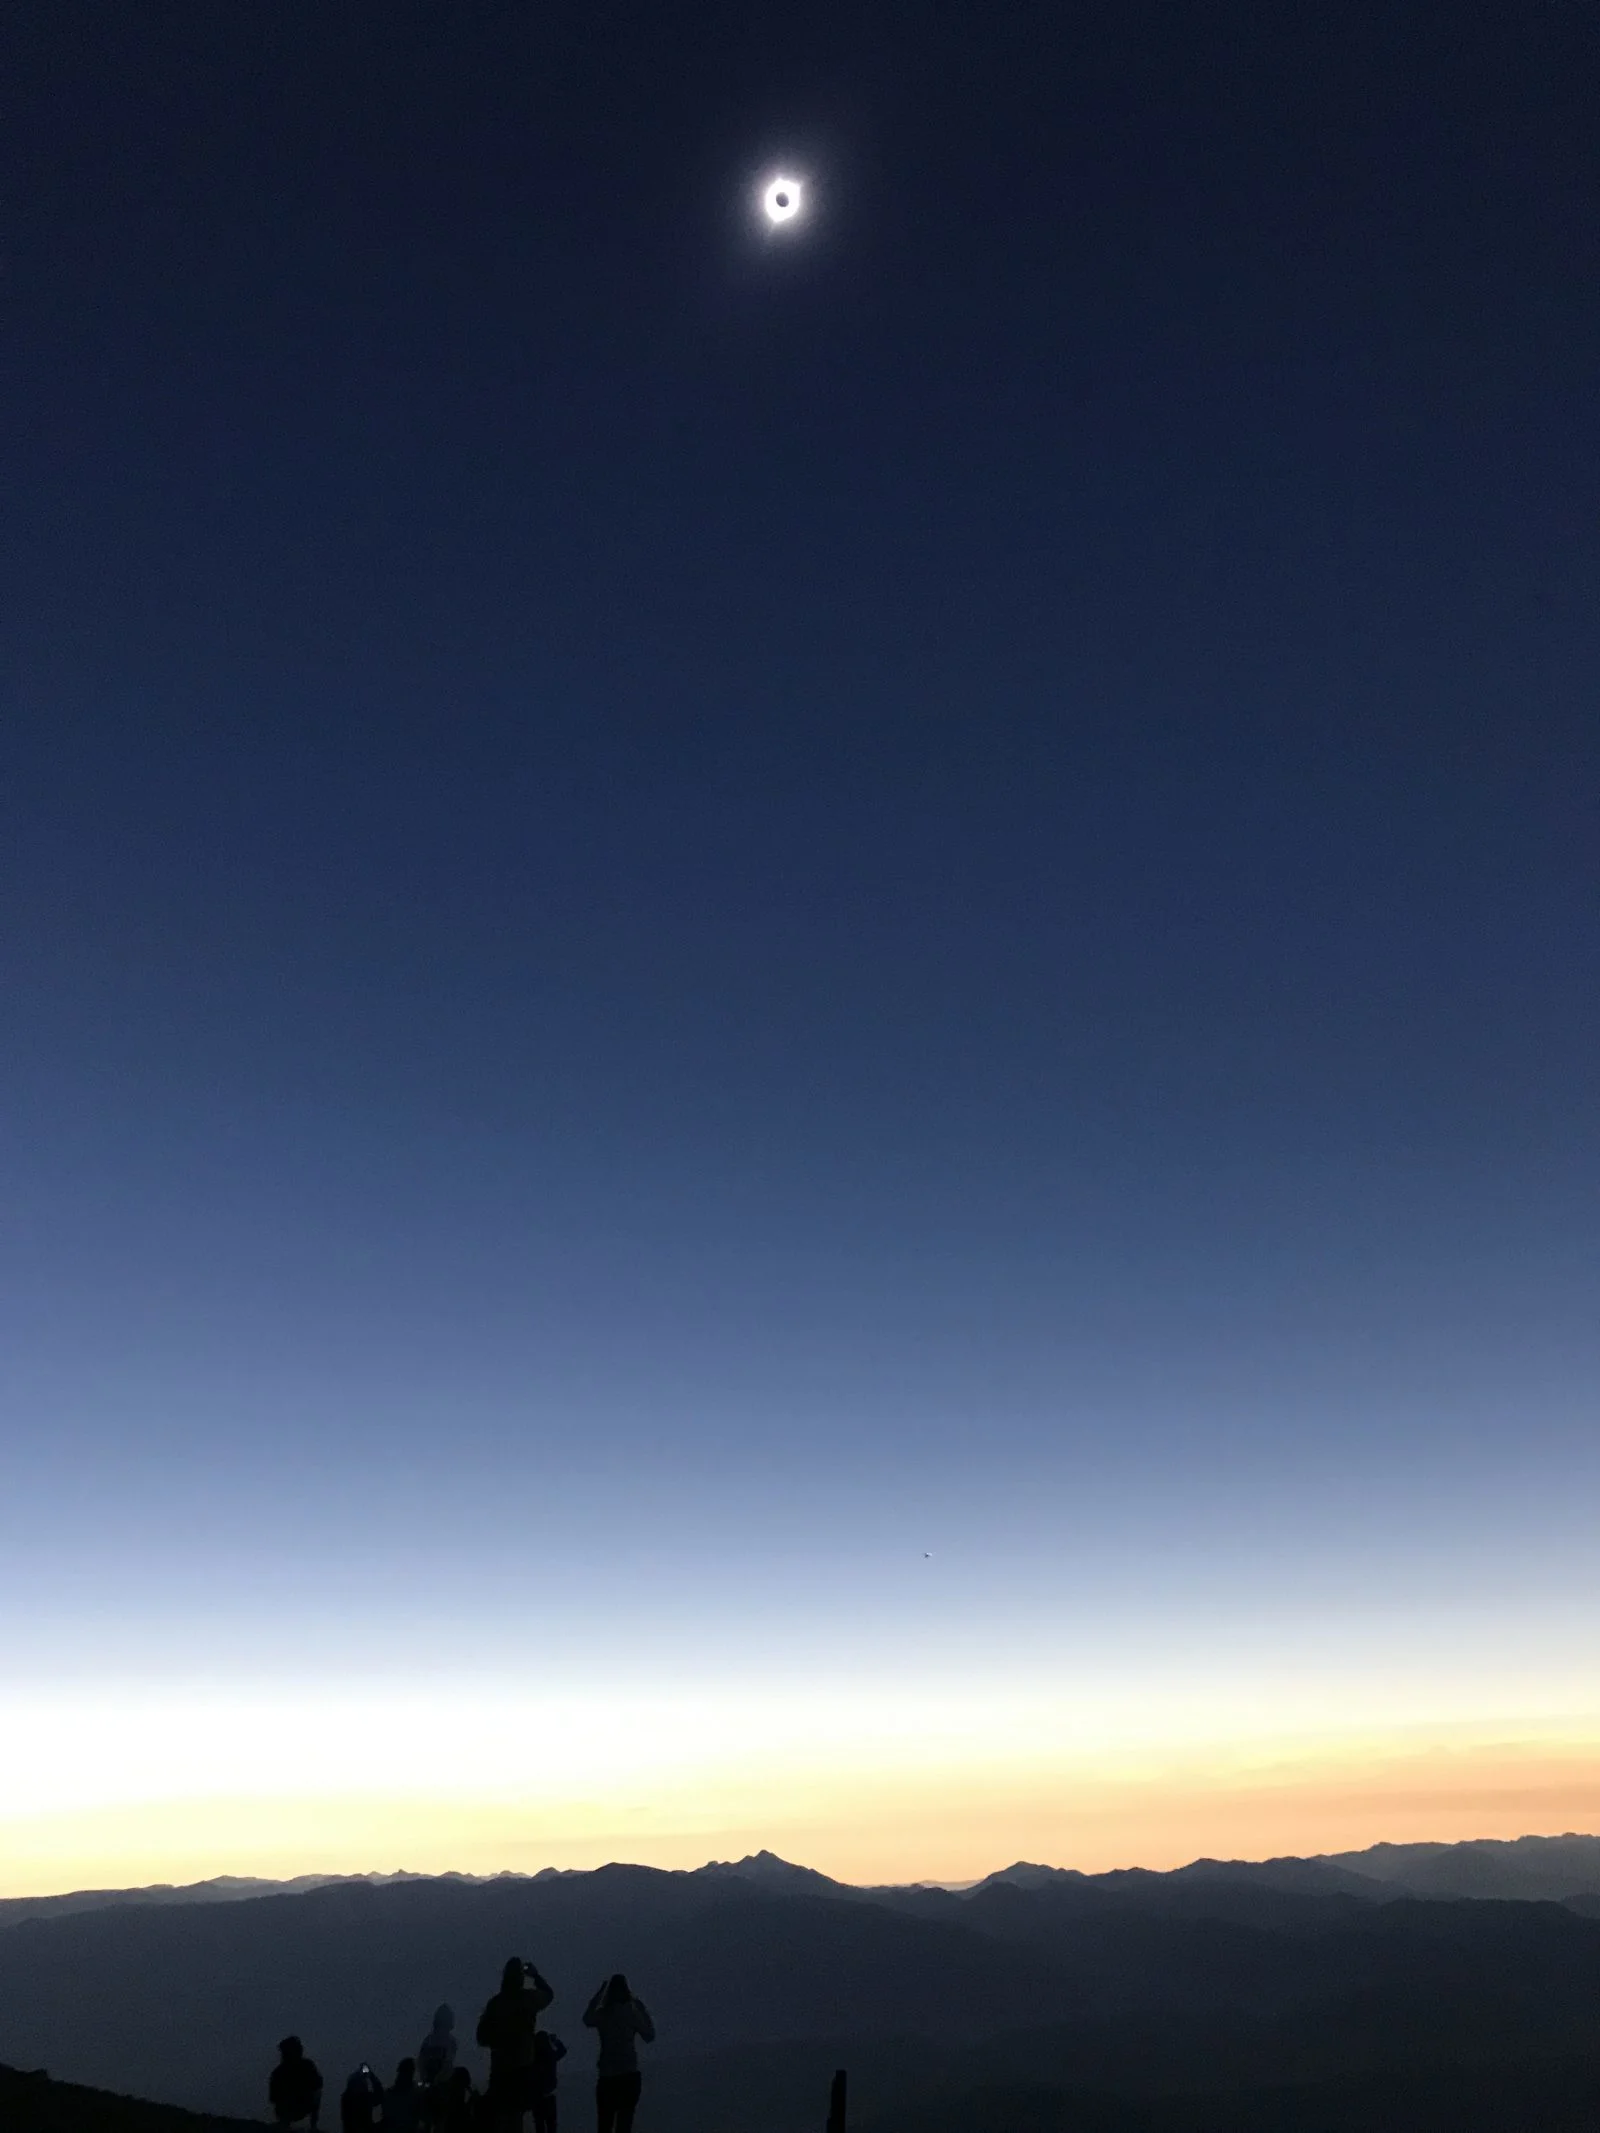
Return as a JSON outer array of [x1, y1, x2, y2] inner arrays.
[[582, 1974, 654, 2133], [477, 1956, 555, 2132]]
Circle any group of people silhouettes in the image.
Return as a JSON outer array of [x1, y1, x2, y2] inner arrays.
[[269, 1959, 655, 2133]]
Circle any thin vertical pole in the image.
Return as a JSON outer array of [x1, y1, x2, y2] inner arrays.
[[827, 2068, 848, 2133]]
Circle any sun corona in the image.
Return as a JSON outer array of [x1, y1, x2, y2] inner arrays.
[[761, 174, 804, 226]]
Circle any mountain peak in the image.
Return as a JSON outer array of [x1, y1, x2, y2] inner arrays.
[[696, 1851, 841, 1889], [970, 1860, 1088, 1891]]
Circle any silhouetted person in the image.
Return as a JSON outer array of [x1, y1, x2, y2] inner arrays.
[[417, 2007, 458, 2129], [477, 1956, 554, 2130], [438, 2067, 478, 2133], [418, 2006, 458, 2090], [386, 2058, 420, 2133], [582, 1975, 654, 2133], [531, 2031, 567, 2133], [341, 2063, 386, 2133], [271, 2037, 325, 2131]]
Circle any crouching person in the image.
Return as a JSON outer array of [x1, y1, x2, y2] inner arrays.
[[271, 2037, 324, 2131]]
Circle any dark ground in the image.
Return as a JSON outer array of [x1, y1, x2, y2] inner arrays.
[[0, 2064, 259, 2133], [12, 2051, 1600, 2133]]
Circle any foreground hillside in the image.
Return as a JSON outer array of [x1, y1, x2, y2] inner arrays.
[[875, 2053, 1600, 2131], [0, 2063, 258, 2133], [13, 2048, 1600, 2133], [6, 1860, 1600, 2130]]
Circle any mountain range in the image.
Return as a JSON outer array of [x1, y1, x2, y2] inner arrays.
[[5, 1836, 1600, 2131], [8, 1831, 1600, 1933]]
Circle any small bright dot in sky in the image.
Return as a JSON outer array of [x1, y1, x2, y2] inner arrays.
[[762, 174, 804, 225]]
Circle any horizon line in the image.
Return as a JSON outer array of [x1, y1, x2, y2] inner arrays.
[[10, 1826, 1600, 1909]]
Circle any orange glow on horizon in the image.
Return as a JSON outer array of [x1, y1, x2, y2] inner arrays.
[[3, 1735, 1597, 1901]]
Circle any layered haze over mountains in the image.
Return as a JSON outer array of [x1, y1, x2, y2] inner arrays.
[[11, 1833, 1600, 1928], [7, 1839, 1600, 2132]]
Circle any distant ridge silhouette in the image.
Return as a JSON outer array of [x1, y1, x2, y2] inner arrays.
[[8, 1834, 1600, 2124], [8, 1831, 1600, 1931]]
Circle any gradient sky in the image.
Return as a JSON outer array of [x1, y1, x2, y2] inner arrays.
[[2, 0, 1597, 1896]]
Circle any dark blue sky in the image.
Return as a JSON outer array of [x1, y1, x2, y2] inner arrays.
[[1, 0, 1596, 1882]]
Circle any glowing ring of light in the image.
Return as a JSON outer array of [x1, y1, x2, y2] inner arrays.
[[762, 175, 803, 225]]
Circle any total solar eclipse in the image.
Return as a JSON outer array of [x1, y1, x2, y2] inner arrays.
[[762, 174, 804, 225]]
